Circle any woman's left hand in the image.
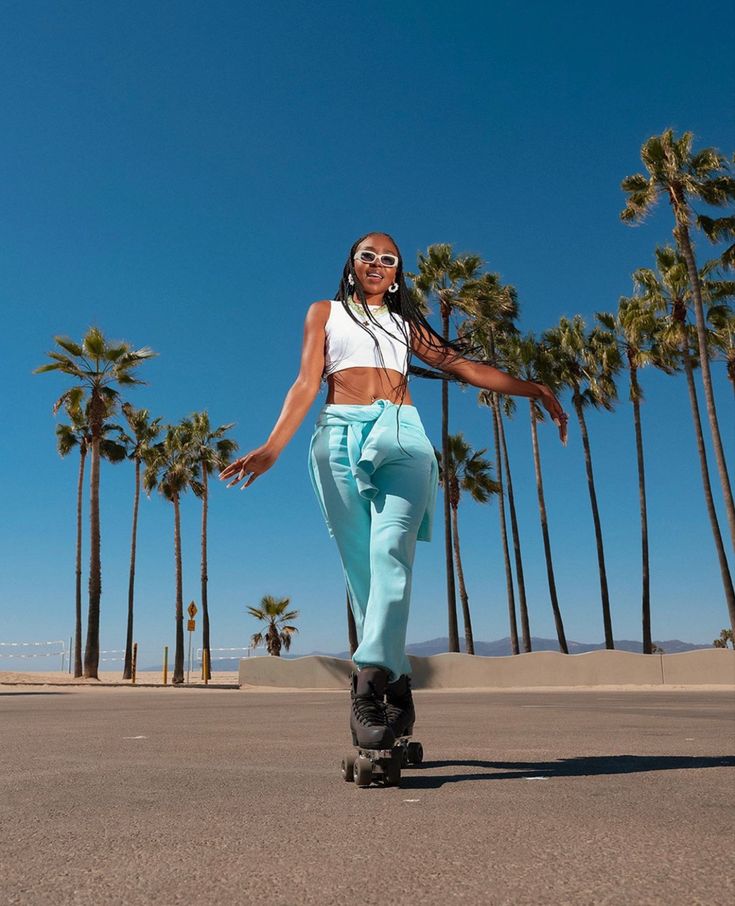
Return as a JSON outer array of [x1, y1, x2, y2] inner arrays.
[[536, 385, 568, 445]]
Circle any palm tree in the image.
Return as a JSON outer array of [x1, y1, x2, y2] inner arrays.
[[437, 435, 499, 655], [505, 334, 569, 653], [189, 412, 238, 680], [596, 299, 660, 654], [36, 328, 155, 678], [496, 397, 532, 652], [698, 213, 735, 271], [707, 302, 735, 404], [143, 420, 202, 684], [713, 628, 734, 649], [544, 317, 621, 649], [478, 393, 519, 654], [412, 244, 483, 653], [622, 129, 735, 553], [118, 404, 162, 680], [55, 390, 89, 678], [56, 400, 127, 676], [248, 595, 300, 656], [460, 273, 530, 652], [634, 247, 735, 633]]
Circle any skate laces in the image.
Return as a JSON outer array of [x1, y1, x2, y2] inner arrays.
[[353, 682, 387, 726]]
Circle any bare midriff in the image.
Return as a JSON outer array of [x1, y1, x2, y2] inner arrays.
[[326, 367, 413, 405]]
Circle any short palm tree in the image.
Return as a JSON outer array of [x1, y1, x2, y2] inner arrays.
[[36, 328, 155, 677], [622, 129, 735, 553], [437, 434, 499, 655], [143, 420, 202, 684], [713, 628, 734, 649], [597, 299, 660, 654], [411, 244, 483, 653], [507, 334, 569, 653], [189, 412, 238, 679], [543, 317, 621, 649], [634, 247, 735, 633], [118, 404, 162, 680], [248, 595, 300, 656]]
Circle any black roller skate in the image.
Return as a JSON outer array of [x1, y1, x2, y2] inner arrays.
[[385, 675, 424, 769], [341, 667, 402, 788]]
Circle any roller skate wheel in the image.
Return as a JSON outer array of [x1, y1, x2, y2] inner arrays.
[[407, 741, 424, 765], [341, 753, 356, 782], [384, 760, 402, 787], [353, 755, 373, 787]]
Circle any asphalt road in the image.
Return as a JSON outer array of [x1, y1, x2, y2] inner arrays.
[[1, 686, 733, 905]]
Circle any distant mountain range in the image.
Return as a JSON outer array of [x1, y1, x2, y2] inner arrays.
[[313, 636, 711, 659], [181, 636, 712, 671]]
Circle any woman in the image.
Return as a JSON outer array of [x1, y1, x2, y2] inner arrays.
[[220, 232, 567, 752]]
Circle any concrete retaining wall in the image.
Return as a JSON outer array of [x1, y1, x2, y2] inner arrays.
[[238, 649, 735, 689]]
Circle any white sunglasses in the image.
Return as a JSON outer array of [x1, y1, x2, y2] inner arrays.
[[354, 250, 399, 268]]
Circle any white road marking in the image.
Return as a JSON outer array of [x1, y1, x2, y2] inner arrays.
[[403, 799, 420, 802], [122, 735, 147, 739], [525, 776, 549, 781]]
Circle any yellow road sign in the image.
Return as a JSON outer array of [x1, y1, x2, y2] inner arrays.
[[187, 619, 196, 632], [188, 601, 198, 618]]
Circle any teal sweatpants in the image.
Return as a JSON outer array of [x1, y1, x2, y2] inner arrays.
[[308, 401, 438, 681]]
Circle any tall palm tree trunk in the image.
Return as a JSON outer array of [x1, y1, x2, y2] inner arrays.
[[84, 433, 102, 678], [74, 446, 86, 677], [497, 408, 532, 652], [123, 458, 141, 679], [492, 397, 519, 654], [450, 502, 475, 654], [201, 467, 211, 680], [172, 494, 185, 684], [529, 404, 568, 653], [682, 348, 735, 633], [675, 219, 735, 554], [572, 392, 614, 649], [441, 307, 459, 653], [346, 587, 358, 656], [629, 360, 652, 654]]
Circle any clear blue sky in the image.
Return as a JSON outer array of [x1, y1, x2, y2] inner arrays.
[[2, 0, 734, 669]]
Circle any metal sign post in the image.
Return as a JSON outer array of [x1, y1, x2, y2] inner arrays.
[[187, 601, 197, 684]]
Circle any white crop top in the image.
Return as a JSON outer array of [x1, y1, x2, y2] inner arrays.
[[323, 300, 410, 377]]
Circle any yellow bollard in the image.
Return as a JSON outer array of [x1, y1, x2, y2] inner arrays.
[[203, 648, 209, 686], [131, 642, 138, 685], [163, 646, 168, 686]]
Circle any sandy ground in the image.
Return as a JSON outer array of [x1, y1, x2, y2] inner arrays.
[[2, 670, 733, 695]]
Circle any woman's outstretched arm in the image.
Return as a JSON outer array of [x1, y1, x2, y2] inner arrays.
[[411, 324, 568, 443], [219, 301, 330, 489]]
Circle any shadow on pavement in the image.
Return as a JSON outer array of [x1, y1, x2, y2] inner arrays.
[[0, 690, 70, 696], [401, 754, 735, 789]]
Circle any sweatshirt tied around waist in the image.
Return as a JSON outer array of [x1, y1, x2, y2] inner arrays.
[[308, 400, 438, 542]]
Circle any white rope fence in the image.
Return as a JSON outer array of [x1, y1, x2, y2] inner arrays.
[[0, 640, 66, 670], [195, 646, 252, 664], [98, 650, 125, 663]]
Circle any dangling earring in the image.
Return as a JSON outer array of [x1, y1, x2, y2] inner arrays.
[[347, 273, 355, 287], [389, 282, 398, 294]]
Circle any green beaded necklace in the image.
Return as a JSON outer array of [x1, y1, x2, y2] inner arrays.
[[347, 295, 388, 323]]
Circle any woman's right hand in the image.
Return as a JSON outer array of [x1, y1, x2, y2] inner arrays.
[[219, 444, 279, 489]]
